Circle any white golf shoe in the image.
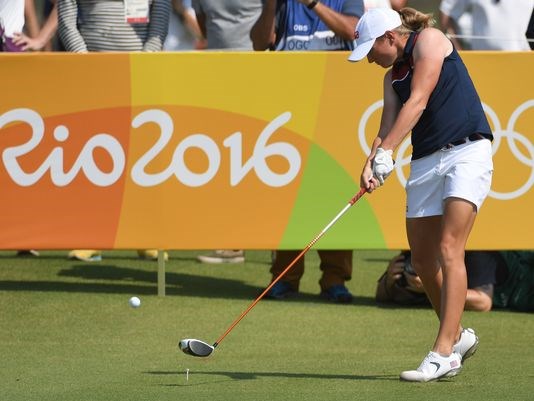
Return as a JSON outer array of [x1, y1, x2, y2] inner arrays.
[[453, 327, 479, 362], [400, 351, 462, 382]]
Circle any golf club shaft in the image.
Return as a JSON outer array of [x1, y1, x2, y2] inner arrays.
[[213, 187, 367, 348]]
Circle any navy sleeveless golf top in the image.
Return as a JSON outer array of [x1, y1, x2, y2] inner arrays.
[[391, 32, 492, 160]]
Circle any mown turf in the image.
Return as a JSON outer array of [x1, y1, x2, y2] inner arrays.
[[1, 250, 533, 401]]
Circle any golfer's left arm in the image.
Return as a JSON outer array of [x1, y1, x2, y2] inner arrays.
[[361, 71, 400, 190], [380, 28, 445, 152]]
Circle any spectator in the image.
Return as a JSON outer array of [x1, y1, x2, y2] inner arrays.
[[23, 0, 40, 38], [350, 7, 493, 381], [251, 0, 361, 52], [439, 0, 533, 50], [193, 0, 262, 265], [42, 0, 64, 51], [1, 0, 55, 52], [377, 251, 534, 312], [527, 7, 534, 50], [364, 0, 406, 11], [58, 0, 170, 52], [13, 0, 58, 51], [2, 0, 56, 257], [376, 251, 429, 306], [197, 250, 245, 264], [58, 0, 170, 262], [438, 0, 472, 50], [0, 0, 25, 52], [250, 0, 364, 303], [493, 251, 534, 311], [164, 0, 206, 50], [377, 251, 499, 311], [193, 0, 262, 50]]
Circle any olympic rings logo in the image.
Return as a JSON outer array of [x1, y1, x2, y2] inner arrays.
[[358, 100, 534, 200]]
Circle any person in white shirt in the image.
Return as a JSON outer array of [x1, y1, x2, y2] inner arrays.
[[364, 0, 406, 11], [0, 0, 25, 51], [164, 0, 206, 50], [440, 0, 533, 50]]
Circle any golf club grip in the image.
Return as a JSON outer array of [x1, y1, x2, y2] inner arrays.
[[213, 187, 366, 348]]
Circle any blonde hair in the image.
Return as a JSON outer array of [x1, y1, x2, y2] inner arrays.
[[394, 7, 435, 35]]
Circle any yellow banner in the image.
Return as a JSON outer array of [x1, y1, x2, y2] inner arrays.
[[0, 52, 532, 250]]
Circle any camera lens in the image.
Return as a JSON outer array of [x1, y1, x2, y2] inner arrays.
[[404, 254, 416, 275]]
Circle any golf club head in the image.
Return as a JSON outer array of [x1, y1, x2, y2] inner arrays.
[[179, 339, 214, 358]]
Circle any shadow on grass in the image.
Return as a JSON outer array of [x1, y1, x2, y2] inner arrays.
[[362, 256, 397, 263], [0, 253, 195, 262], [0, 264, 259, 299], [0, 252, 272, 264], [374, 302, 433, 311], [0, 263, 376, 305], [146, 370, 398, 383], [275, 292, 376, 307]]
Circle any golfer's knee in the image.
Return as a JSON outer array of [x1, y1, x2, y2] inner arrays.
[[439, 241, 465, 270]]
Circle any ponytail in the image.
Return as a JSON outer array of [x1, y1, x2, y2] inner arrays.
[[395, 7, 435, 34]]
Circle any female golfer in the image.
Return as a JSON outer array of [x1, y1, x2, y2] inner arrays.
[[349, 7, 493, 382]]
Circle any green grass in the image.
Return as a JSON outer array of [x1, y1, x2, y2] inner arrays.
[[1, 250, 533, 401]]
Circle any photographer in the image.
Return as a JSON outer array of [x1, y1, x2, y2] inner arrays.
[[376, 251, 429, 306], [376, 251, 512, 312]]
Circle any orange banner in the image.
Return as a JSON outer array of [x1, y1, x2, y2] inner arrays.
[[0, 52, 532, 250]]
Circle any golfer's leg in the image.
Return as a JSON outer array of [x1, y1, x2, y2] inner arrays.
[[433, 197, 477, 355], [406, 216, 442, 317]]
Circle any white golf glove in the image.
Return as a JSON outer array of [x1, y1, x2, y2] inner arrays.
[[372, 148, 394, 185]]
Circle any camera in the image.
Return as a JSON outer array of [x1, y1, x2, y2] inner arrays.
[[403, 252, 416, 275]]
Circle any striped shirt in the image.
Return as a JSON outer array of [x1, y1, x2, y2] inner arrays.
[[58, 0, 170, 52]]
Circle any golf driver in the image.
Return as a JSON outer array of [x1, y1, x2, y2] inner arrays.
[[179, 187, 367, 358]]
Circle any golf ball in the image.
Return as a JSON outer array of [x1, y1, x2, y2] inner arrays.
[[129, 296, 141, 308]]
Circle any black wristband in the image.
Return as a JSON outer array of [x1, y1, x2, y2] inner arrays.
[[307, 0, 319, 10]]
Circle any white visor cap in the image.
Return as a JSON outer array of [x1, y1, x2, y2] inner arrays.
[[348, 8, 402, 62]]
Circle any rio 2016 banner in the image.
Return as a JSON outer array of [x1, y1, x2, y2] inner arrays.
[[0, 52, 532, 250]]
